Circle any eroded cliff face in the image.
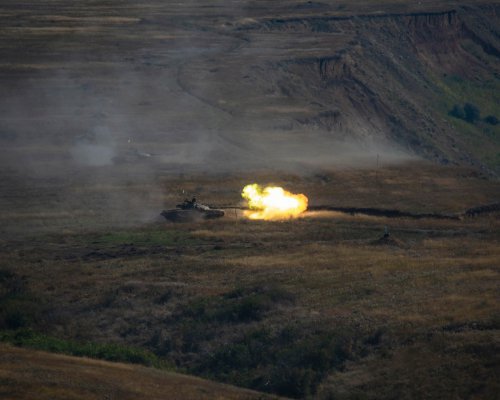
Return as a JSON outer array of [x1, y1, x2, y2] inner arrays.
[[204, 5, 500, 170]]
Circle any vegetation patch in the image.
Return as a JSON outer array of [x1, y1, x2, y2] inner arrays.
[[154, 285, 297, 355], [91, 229, 198, 247], [0, 328, 171, 369], [0, 268, 45, 330], [157, 284, 374, 398], [196, 325, 362, 399], [178, 285, 295, 324], [449, 102, 498, 126], [431, 73, 500, 169]]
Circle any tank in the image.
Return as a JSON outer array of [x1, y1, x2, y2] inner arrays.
[[161, 198, 225, 222]]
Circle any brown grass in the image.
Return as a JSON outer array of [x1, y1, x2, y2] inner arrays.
[[0, 163, 498, 398], [0, 344, 280, 400]]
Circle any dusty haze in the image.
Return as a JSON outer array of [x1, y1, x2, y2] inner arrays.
[[0, 0, 498, 234]]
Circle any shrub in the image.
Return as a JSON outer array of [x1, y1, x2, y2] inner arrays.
[[0, 268, 26, 297], [484, 115, 499, 125], [449, 103, 485, 125], [216, 294, 271, 322], [448, 104, 465, 119], [198, 326, 357, 398], [177, 285, 295, 325], [4, 310, 30, 329], [0, 269, 43, 330], [463, 102, 480, 123]]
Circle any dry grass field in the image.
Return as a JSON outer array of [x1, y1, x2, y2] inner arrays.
[[0, 162, 499, 398]]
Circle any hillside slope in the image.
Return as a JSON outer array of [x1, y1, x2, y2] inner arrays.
[[0, 1, 498, 173], [0, 344, 280, 400], [181, 3, 500, 170]]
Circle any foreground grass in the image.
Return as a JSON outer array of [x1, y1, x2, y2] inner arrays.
[[0, 164, 498, 398], [0, 344, 277, 400], [1, 211, 498, 398]]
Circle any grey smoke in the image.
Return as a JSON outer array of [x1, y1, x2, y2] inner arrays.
[[71, 127, 116, 167], [0, 0, 420, 239]]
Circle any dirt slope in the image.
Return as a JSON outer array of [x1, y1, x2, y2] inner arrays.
[[185, 4, 500, 169], [0, 1, 498, 173], [0, 344, 280, 400]]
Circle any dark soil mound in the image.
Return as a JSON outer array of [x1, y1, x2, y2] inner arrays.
[[370, 234, 406, 247]]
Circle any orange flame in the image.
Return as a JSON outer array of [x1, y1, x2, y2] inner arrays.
[[242, 183, 308, 220]]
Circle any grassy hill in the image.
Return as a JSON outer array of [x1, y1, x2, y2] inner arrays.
[[0, 344, 279, 399]]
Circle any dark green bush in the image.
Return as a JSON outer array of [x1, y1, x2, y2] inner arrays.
[[216, 294, 271, 322], [4, 309, 29, 329], [484, 115, 498, 125], [449, 104, 465, 119], [463, 103, 480, 123], [0, 268, 26, 297], [0, 269, 43, 330], [449, 103, 484, 125]]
